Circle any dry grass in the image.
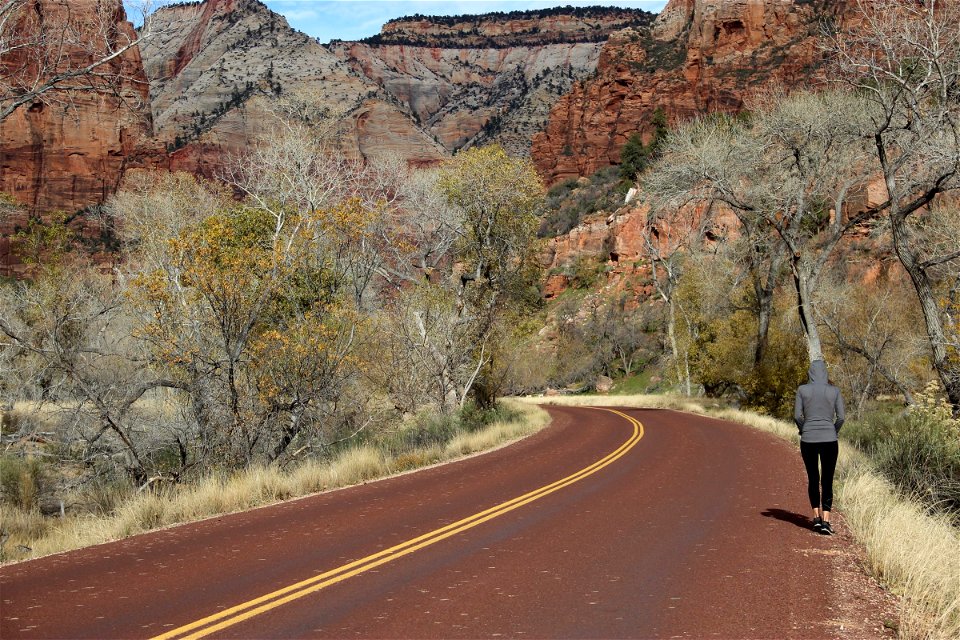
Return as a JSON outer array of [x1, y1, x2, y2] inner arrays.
[[1, 400, 549, 565], [444, 401, 549, 456], [0, 505, 49, 561], [521, 393, 958, 639], [838, 466, 960, 639]]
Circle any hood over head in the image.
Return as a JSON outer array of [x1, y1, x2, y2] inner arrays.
[[808, 359, 829, 384]]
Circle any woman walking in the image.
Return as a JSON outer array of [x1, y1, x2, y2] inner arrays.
[[794, 360, 845, 535]]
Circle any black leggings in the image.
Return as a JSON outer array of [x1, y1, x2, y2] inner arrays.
[[800, 440, 839, 512]]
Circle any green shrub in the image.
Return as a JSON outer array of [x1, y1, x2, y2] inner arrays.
[[619, 108, 668, 181], [387, 402, 522, 453], [539, 167, 627, 237], [458, 401, 521, 433], [568, 254, 606, 289], [394, 411, 459, 451], [847, 384, 960, 520]]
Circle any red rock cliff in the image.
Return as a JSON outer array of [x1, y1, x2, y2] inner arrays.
[[531, 0, 849, 184], [0, 0, 163, 214]]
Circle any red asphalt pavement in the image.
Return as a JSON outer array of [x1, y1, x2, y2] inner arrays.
[[1, 406, 848, 638]]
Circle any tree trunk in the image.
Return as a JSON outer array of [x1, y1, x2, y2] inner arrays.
[[268, 407, 304, 464], [755, 300, 773, 366], [751, 243, 785, 366], [792, 259, 825, 362], [666, 297, 684, 392], [890, 213, 960, 415]]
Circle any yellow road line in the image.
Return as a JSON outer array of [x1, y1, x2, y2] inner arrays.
[[153, 408, 643, 640]]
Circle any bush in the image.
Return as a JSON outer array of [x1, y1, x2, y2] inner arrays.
[[458, 401, 521, 433], [387, 402, 520, 452], [618, 109, 668, 182], [847, 384, 960, 519], [399, 411, 459, 449], [0, 455, 48, 511]]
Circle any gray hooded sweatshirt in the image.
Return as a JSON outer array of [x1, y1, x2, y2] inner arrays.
[[794, 360, 845, 443]]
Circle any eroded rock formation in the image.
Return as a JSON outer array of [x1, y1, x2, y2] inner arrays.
[[0, 0, 163, 213], [532, 0, 846, 184], [332, 8, 655, 158], [141, 1, 655, 171]]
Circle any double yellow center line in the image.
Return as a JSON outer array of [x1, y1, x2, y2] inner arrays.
[[153, 408, 643, 639]]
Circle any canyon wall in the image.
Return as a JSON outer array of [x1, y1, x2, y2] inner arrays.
[[141, 2, 655, 174], [0, 0, 164, 213], [532, 0, 846, 184]]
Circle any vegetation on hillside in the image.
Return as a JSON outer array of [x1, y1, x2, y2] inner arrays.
[[538, 166, 628, 237], [538, 108, 669, 238]]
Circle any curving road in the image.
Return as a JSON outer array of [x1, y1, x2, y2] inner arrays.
[[2, 406, 846, 638]]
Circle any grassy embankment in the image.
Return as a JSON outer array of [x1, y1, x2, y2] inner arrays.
[[0, 400, 550, 564], [521, 393, 959, 640]]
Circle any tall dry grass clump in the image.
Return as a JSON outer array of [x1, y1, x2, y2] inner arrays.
[[524, 393, 956, 639]]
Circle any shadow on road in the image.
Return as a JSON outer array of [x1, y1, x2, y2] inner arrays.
[[761, 508, 812, 530]]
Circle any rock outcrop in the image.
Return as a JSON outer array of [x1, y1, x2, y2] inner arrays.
[[333, 8, 655, 157], [0, 0, 163, 213], [532, 0, 847, 184], [541, 205, 653, 301], [141, 1, 655, 171]]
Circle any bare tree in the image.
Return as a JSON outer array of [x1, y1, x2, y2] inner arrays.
[[829, 0, 960, 412], [637, 188, 729, 395], [0, 0, 160, 123], [366, 284, 481, 413], [370, 162, 461, 291], [642, 116, 785, 373], [0, 264, 188, 486], [817, 274, 927, 413], [644, 90, 879, 363]]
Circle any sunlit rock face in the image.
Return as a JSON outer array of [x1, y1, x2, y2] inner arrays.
[[532, 0, 846, 185], [0, 0, 162, 214], [142, 1, 654, 175]]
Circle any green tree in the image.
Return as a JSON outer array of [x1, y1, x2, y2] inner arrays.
[[619, 108, 668, 182], [433, 145, 545, 409]]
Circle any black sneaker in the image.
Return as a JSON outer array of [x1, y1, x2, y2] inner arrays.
[[819, 521, 833, 535], [812, 516, 823, 532]]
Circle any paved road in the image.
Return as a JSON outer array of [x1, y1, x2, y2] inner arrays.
[[1, 406, 842, 639]]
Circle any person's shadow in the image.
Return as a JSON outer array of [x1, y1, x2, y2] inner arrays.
[[761, 508, 811, 530]]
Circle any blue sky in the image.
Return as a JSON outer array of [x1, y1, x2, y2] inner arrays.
[[261, 1, 668, 44]]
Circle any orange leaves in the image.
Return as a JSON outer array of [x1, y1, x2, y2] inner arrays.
[[248, 309, 353, 405]]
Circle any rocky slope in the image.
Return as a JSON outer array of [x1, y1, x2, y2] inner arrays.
[[139, 0, 443, 175], [532, 0, 847, 184], [332, 7, 655, 157], [141, 1, 655, 171], [0, 0, 164, 213]]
